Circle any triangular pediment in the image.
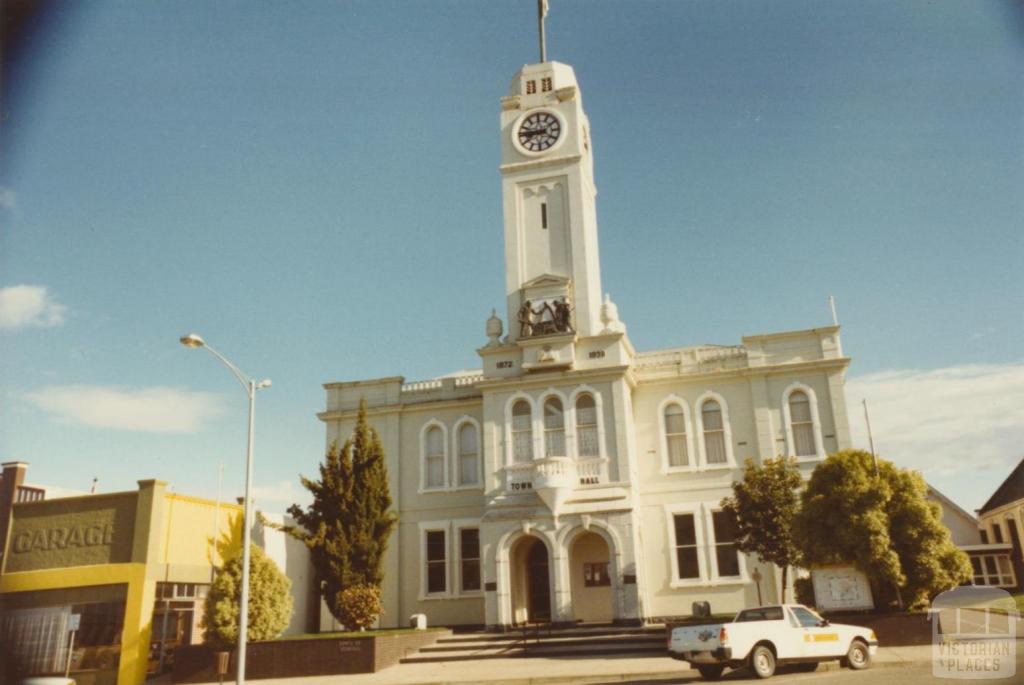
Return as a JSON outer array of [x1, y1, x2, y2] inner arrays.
[[521, 273, 570, 289]]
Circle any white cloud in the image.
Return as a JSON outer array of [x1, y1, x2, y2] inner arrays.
[[27, 385, 224, 433], [845, 362, 1024, 481], [0, 186, 15, 209], [0, 285, 66, 330]]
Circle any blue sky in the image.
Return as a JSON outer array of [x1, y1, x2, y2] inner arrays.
[[2, 1, 1021, 514]]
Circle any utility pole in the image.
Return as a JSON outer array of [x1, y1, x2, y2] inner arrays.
[[862, 399, 878, 476]]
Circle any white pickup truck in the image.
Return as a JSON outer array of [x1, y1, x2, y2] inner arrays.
[[668, 604, 878, 680]]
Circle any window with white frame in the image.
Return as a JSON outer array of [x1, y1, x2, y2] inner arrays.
[[425, 529, 446, 594], [701, 400, 727, 465], [575, 394, 600, 458], [424, 425, 445, 489], [672, 513, 701, 580], [512, 400, 533, 462], [788, 391, 815, 457], [666, 502, 745, 586], [460, 528, 481, 592], [992, 523, 1004, 543], [544, 397, 566, 457], [971, 554, 1015, 587], [457, 422, 480, 487], [711, 509, 741, 578], [664, 403, 689, 468]]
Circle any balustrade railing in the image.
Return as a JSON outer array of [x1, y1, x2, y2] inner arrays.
[[503, 456, 609, 494], [576, 457, 608, 485], [14, 485, 44, 503]]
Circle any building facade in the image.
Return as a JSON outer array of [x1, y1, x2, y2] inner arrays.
[[319, 59, 853, 630], [973, 457, 1024, 591], [0, 473, 315, 685], [0, 479, 237, 685]]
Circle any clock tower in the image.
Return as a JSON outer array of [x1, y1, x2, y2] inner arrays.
[[499, 61, 607, 346]]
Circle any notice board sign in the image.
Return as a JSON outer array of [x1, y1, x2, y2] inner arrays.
[[811, 565, 874, 611]]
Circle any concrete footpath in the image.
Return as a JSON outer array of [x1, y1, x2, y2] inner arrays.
[[186, 643, 944, 685]]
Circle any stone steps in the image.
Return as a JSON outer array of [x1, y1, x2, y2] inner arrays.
[[401, 624, 668, 664]]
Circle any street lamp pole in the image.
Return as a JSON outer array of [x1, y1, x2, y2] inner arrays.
[[180, 334, 269, 685]]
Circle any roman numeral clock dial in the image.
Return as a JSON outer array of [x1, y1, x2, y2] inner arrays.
[[516, 111, 562, 153]]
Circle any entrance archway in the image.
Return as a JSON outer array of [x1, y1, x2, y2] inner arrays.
[[569, 531, 613, 622], [510, 536, 551, 624]]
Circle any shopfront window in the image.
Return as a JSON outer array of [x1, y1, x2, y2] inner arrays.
[[0, 601, 125, 684]]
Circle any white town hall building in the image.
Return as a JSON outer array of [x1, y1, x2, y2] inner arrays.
[[318, 55, 853, 630]]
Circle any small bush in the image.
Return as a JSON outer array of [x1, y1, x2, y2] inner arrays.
[[336, 584, 383, 631], [795, 577, 815, 607], [202, 544, 293, 648]]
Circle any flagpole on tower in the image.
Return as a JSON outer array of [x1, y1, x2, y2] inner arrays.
[[538, 0, 549, 63]]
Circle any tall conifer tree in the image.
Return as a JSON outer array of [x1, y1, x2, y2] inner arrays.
[[281, 399, 397, 622]]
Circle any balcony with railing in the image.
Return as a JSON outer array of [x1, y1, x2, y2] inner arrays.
[[503, 453, 610, 514]]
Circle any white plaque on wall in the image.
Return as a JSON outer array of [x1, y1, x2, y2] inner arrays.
[[811, 565, 874, 611]]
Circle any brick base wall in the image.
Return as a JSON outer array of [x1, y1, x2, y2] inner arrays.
[[173, 629, 450, 682]]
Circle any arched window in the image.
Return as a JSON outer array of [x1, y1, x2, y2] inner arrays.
[[664, 404, 689, 467], [543, 397, 566, 457], [457, 422, 480, 486], [701, 400, 727, 465], [425, 426, 445, 488], [512, 400, 533, 462], [788, 391, 815, 457], [575, 394, 599, 458]]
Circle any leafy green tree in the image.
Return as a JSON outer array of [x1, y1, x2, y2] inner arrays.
[[282, 399, 398, 625], [721, 457, 803, 597], [201, 543, 293, 648], [886, 465, 973, 607], [795, 449, 971, 608]]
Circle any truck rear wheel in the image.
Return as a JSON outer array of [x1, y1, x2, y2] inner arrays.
[[749, 645, 776, 679], [696, 664, 725, 680]]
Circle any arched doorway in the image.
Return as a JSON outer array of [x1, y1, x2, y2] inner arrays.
[[569, 531, 613, 623], [510, 536, 551, 624]]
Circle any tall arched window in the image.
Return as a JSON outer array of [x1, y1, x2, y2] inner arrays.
[[425, 426, 445, 488], [788, 391, 815, 457], [575, 394, 599, 458], [701, 400, 727, 465], [512, 400, 533, 462], [664, 404, 689, 467], [544, 397, 566, 457], [458, 423, 480, 486]]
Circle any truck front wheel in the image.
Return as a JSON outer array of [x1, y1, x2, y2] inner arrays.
[[749, 645, 776, 679], [696, 664, 725, 680], [843, 640, 871, 670]]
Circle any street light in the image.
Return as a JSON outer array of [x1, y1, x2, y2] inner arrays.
[[180, 333, 270, 685]]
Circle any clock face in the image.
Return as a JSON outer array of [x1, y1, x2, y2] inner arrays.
[[517, 111, 562, 153]]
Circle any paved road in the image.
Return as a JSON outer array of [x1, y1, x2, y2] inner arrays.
[[583, 648, 1024, 685]]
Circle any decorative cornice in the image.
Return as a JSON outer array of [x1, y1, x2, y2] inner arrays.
[[473, 364, 631, 392], [317, 395, 482, 422], [634, 357, 851, 385], [500, 154, 582, 174]]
